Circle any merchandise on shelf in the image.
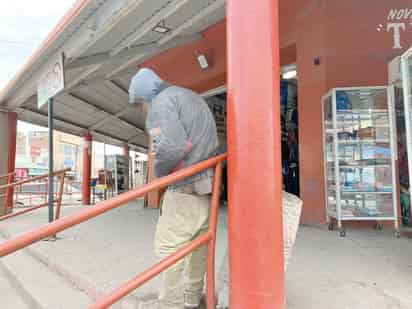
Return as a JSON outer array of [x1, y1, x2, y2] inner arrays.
[[322, 87, 398, 233]]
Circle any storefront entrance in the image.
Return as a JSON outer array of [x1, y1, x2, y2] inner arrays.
[[203, 65, 300, 198]]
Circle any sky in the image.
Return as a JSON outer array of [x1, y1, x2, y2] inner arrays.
[[18, 121, 47, 133], [1, 1, 146, 159], [0, 0, 78, 132], [0, 0, 77, 91]]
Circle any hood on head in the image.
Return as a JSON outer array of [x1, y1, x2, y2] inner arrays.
[[129, 68, 164, 103]]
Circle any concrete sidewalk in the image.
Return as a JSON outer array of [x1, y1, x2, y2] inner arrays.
[[0, 200, 228, 308], [286, 226, 412, 309], [1, 201, 412, 308]]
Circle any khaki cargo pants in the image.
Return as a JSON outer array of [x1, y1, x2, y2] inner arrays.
[[155, 190, 211, 309]]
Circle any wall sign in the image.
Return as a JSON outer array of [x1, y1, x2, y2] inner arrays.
[[37, 54, 65, 108], [30, 146, 41, 157], [378, 8, 412, 50]]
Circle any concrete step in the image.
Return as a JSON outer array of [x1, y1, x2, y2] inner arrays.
[[0, 235, 92, 309], [0, 261, 34, 309]]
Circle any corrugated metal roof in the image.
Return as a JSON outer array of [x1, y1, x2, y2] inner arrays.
[[0, 0, 226, 151]]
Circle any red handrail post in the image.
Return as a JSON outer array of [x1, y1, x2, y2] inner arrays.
[[4, 173, 13, 214], [206, 162, 223, 309], [82, 133, 92, 206], [55, 171, 66, 220]]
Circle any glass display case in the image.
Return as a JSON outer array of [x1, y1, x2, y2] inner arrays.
[[401, 47, 412, 199], [322, 87, 399, 237], [105, 154, 130, 195]]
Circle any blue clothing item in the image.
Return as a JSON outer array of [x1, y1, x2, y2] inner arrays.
[[129, 68, 164, 103], [336, 91, 352, 111]]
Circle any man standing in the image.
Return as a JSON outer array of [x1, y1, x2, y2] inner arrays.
[[129, 68, 219, 309]]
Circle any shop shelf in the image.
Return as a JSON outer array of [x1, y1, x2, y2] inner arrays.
[[322, 87, 399, 235]]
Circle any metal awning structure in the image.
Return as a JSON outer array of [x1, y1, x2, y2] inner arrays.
[[0, 1, 287, 307], [0, 0, 226, 151]]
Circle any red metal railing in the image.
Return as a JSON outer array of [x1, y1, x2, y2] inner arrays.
[[12, 178, 82, 208], [0, 155, 226, 308], [0, 172, 15, 214], [0, 172, 15, 181], [0, 173, 13, 198], [0, 169, 68, 221]]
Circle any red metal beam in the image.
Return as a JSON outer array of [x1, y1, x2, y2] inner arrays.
[[227, 0, 285, 308], [82, 133, 92, 205]]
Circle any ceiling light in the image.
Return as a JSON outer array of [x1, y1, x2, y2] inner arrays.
[[282, 70, 297, 80], [153, 25, 170, 33], [153, 20, 170, 34], [197, 54, 209, 70]]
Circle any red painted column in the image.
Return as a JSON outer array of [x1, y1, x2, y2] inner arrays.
[[6, 112, 17, 212], [82, 133, 92, 205], [227, 0, 284, 308], [123, 144, 129, 157]]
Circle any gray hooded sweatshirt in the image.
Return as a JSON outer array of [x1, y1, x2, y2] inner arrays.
[[129, 69, 219, 194]]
